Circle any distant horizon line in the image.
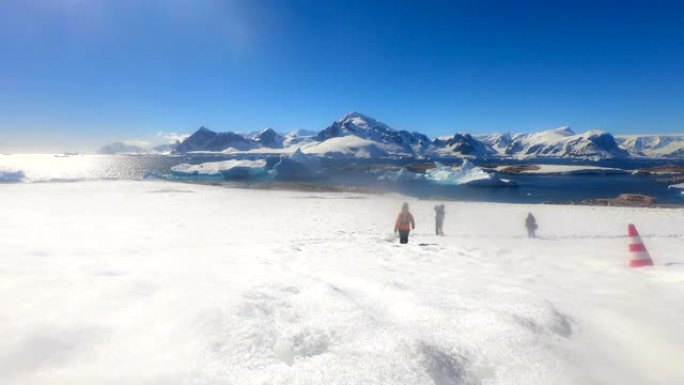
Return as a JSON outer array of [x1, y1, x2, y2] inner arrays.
[[2, 111, 683, 154]]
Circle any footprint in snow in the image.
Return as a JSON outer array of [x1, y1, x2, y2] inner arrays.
[[273, 327, 332, 365]]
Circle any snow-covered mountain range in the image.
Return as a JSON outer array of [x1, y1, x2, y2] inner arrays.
[[313, 112, 431, 155], [614, 134, 684, 158], [100, 112, 684, 159], [98, 141, 175, 155], [477, 127, 629, 159]]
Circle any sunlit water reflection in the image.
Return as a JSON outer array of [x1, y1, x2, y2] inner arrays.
[[1, 153, 683, 204]]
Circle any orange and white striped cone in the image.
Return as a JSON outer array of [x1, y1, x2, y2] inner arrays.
[[627, 224, 654, 268]]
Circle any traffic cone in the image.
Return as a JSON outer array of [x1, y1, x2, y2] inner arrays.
[[627, 224, 654, 267]]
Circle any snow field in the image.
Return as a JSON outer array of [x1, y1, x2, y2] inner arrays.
[[0, 181, 683, 384]]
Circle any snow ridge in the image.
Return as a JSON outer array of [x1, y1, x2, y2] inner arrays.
[[103, 113, 682, 159], [479, 127, 629, 159], [615, 134, 684, 158], [314, 112, 429, 155]]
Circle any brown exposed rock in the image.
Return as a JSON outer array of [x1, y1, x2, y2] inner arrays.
[[497, 165, 541, 174], [639, 164, 684, 174], [558, 193, 658, 207], [404, 162, 437, 173]]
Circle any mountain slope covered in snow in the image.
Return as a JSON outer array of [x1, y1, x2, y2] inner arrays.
[[98, 142, 150, 155], [148, 114, 682, 159], [175, 127, 260, 153], [314, 112, 430, 156], [253, 128, 285, 149], [615, 134, 684, 158], [479, 127, 629, 159], [432, 133, 497, 157]]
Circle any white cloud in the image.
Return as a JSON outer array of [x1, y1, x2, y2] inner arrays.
[[122, 140, 153, 149], [157, 132, 190, 144]]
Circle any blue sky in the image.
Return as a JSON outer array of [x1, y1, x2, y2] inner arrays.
[[1, 0, 683, 152]]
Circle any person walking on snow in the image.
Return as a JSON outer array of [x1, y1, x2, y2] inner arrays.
[[434, 204, 445, 236], [394, 202, 415, 244], [525, 212, 538, 238]]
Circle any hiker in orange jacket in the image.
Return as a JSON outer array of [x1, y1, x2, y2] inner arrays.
[[394, 202, 416, 244]]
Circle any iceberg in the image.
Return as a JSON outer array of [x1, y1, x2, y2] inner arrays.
[[171, 159, 267, 179], [425, 160, 517, 186], [0, 168, 25, 182], [270, 149, 326, 180], [377, 168, 423, 182]]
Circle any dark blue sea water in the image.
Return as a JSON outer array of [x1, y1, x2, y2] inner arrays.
[[1, 154, 682, 204], [376, 173, 681, 204]]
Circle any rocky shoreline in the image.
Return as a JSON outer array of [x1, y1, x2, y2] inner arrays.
[[547, 193, 684, 208]]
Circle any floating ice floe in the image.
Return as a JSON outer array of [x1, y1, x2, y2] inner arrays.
[[378, 160, 517, 187], [669, 183, 684, 193], [377, 168, 423, 182], [270, 149, 326, 180], [0, 168, 25, 182], [171, 159, 267, 179], [510, 164, 627, 175], [426, 160, 517, 187]]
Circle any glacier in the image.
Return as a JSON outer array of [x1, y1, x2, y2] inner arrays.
[[270, 149, 327, 180], [171, 159, 267, 179]]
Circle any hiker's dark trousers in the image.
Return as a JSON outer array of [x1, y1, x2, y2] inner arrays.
[[399, 230, 410, 244]]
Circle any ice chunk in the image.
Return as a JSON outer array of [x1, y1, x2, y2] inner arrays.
[[669, 183, 684, 190], [425, 160, 489, 185], [171, 159, 267, 179], [426, 160, 516, 186], [0, 168, 25, 182], [270, 149, 326, 180], [377, 168, 423, 182], [378, 161, 516, 186]]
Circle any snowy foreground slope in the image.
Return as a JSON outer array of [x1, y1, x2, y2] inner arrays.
[[1, 181, 683, 385]]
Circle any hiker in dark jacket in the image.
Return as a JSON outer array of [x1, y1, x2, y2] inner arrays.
[[434, 204, 445, 236], [525, 212, 538, 238], [394, 202, 416, 244]]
